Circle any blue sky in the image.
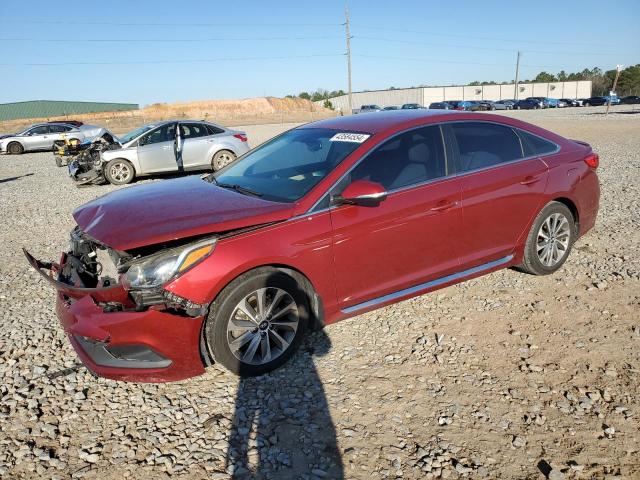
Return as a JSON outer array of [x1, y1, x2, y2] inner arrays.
[[0, 0, 638, 105]]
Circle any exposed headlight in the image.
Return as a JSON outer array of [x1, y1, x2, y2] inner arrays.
[[124, 239, 216, 289]]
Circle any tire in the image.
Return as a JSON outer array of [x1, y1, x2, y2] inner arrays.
[[7, 142, 24, 155], [516, 106, 521, 110], [204, 267, 309, 376], [211, 150, 236, 171], [104, 158, 135, 185], [518, 201, 576, 276]]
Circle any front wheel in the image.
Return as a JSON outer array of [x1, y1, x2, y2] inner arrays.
[[204, 268, 309, 376], [518, 201, 576, 275], [7, 142, 24, 155], [212, 150, 236, 171], [104, 158, 135, 185]]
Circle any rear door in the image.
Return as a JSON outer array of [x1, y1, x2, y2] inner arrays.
[[136, 123, 178, 173], [446, 121, 549, 270], [329, 125, 463, 310], [179, 122, 214, 169]]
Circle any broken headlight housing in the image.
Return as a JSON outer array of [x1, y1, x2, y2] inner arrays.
[[123, 239, 216, 290]]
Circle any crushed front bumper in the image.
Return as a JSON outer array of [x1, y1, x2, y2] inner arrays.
[[25, 249, 206, 382]]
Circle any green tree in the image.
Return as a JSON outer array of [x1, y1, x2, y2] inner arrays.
[[298, 92, 311, 100], [534, 71, 557, 82], [323, 99, 334, 110]]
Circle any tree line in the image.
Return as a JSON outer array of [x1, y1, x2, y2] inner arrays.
[[469, 65, 640, 96], [288, 65, 640, 106]]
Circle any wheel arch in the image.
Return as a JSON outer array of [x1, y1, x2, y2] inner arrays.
[[552, 196, 580, 235], [198, 263, 326, 366], [104, 156, 138, 174]]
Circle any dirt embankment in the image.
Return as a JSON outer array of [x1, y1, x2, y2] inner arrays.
[[0, 96, 337, 134]]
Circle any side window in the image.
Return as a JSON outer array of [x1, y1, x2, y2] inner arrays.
[[348, 125, 446, 191], [140, 123, 176, 146], [29, 126, 49, 135], [50, 124, 71, 133], [518, 130, 558, 157], [180, 123, 209, 139], [206, 124, 225, 135], [450, 122, 523, 173]]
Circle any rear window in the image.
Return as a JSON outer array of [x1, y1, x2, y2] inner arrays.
[[518, 130, 558, 157]]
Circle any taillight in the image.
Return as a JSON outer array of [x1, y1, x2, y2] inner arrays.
[[233, 133, 247, 142], [584, 152, 599, 169]]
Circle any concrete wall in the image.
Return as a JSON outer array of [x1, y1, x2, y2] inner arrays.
[[321, 81, 592, 111]]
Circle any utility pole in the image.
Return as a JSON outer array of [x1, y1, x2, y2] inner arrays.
[[514, 51, 521, 100], [605, 64, 623, 116], [345, 2, 353, 114]]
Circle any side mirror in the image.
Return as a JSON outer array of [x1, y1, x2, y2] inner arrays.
[[332, 180, 387, 207]]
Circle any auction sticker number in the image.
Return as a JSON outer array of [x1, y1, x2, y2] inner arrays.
[[330, 132, 370, 143]]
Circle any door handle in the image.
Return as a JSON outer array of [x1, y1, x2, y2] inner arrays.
[[520, 176, 541, 185], [430, 200, 458, 212]]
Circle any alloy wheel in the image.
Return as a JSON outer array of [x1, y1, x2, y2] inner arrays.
[[226, 287, 299, 366], [109, 162, 131, 183], [213, 151, 236, 170], [536, 212, 571, 267]]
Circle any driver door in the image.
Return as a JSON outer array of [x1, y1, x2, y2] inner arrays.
[[23, 125, 51, 150], [329, 125, 463, 310], [136, 122, 178, 173]]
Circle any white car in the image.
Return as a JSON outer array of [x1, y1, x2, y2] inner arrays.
[[98, 120, 250, 185], [0, 122, 112, 154]]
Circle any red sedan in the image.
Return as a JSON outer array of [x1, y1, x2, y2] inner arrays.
[[26, 110, 600, 382]]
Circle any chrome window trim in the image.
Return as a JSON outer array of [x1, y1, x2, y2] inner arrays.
[[305, 119, 560, 214], [341, 254, 514, 314]]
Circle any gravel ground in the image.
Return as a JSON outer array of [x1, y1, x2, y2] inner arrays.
[[0, 106, 639, 479]]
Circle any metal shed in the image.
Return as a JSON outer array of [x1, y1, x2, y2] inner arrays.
[[0, 100, 139, 121]]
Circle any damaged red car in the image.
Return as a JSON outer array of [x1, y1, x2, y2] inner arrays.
[[26, 110, 600, 382]]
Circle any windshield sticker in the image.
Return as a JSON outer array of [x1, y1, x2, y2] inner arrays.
[[329, 132, 370, 143]]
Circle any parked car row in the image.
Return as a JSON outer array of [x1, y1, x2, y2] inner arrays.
[[1, 119, 251, 186], [354, 95, 637, 114]]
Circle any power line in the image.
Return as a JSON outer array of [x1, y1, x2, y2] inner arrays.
[[5, 19, 341, 27], [352, 24, 615, 48], [355, 35, 617, 57], [354, 53, 587, 70], [0, 53, 345, 67], [0, 35, 343, 43]]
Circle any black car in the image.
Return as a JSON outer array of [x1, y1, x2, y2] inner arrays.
[[513, 99, 540, 110], [582, 97, 609, 106], [401, 103, 422, 109], [621, 95, 640, 105], [428, 102, 452, 110], [560, 98, 579, 107]]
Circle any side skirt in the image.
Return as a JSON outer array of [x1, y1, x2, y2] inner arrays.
[[341, 255, 514, 315]]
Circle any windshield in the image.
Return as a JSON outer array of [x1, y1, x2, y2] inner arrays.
[[119, 125, 154, 144], [211, 128, 369, 203]]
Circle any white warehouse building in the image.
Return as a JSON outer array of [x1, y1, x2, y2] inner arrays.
[[320, 80, 592, 111]]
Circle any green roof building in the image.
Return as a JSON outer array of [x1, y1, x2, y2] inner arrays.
[[0, 100, 139, 121]]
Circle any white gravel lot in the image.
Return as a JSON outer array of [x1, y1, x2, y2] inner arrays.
[[0, 106, 639, 479]]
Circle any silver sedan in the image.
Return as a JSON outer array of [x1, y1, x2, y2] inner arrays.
[[100, 120, 250, 185], [0, 122, 112, 154]]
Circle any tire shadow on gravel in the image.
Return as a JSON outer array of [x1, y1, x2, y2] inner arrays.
[[225, 329, 343, 479], [0, 173, 34, 184]]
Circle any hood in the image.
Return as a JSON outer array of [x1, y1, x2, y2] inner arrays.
[[73, 176, 295, 251], [0, 133, 16, 140]]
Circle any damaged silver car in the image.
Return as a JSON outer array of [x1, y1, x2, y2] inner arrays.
[[68, 120, 251, 186]]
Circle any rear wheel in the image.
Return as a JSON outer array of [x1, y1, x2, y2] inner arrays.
[[519, 201, 576, 275], [204, 268, 309, 376], [7, 142, 23, 155], [212, 150, 236, 171], [104, 158, 135, 185]]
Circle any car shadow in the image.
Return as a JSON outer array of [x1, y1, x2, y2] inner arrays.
[[224, 293, 343, 478], [0, 173, 34, 184]]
